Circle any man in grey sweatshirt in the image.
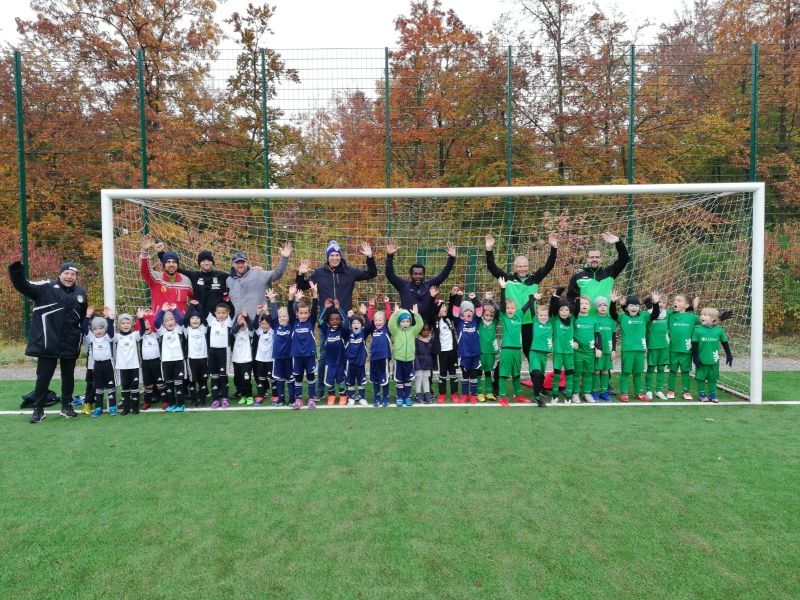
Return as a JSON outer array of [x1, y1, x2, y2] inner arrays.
[[227, 242, 293, 319]]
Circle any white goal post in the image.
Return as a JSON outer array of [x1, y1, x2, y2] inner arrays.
[[100, 182, 765, 403]]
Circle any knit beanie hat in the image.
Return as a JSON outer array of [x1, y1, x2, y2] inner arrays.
[[90, 316, 106, 330], [197, 250, 214, 265], [118, 313, 133, 324], [326, 240, 342, 259], [594, 296, 609, 308], [626, 294, 640, 306], [161, 251, 179, 265], [397, 310, 412, 322], [460, 300, 475, 314], [558, 298, 572, 309], [59, 261, 78, 275], [259, 312, 270, 322]]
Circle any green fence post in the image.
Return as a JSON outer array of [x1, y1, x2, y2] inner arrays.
[[749, 43, 759, 182], [261, 48, 272, 266], [137, 48, 149, 237], [13, 50, 30, 337], [384, 47, 392, 246], [625, 44, 636, 293], [504, 45, 515, 271]]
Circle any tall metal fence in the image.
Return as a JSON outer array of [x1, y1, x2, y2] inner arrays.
[[1, 44, 798, 344]]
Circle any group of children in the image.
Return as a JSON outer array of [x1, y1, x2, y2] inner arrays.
[[78, 275, 734, 415]]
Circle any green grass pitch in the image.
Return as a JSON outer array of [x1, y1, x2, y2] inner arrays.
[[1, 378, 799, 599]]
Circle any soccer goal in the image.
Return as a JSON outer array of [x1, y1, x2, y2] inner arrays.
[[101, 183, 765, 402]]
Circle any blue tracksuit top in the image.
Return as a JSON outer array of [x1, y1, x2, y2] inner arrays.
[[290, 298, 318, 358], [365, 321, 392, 360], [270, 303, 293, 359], [345, 325, 367, 366], [455, 317, 481, 358], [415, 337, 436, 371]]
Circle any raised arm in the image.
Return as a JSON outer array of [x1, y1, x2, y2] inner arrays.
[[8, 261, 43, 301], [606, 236, 630, 279], [526, 239, 558, 285], [353, 242, 378, 282], [427, 243, 457, 287]]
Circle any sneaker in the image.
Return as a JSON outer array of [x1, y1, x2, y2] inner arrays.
[[175, 405, 185, 412], [476, 393, 485, 402], [108, 406, 118, 416], [709, 394, 719, 403], [619, 394, 629, 403], [459, 394, 468, 404], [254, 397, 263, 406], [221, 398, 230, 408], [358, 398, 368, 406], [450, 393, 460, 404], [293, 399, 303, 410], [347, 398, 356, 407], [591, 392, 600, 402], [551, 395, 559, 404], [599, 392, 611, 402], [141, 403, 151, 411], [584, 393, 596, 403], [498, 397, 510, 407], [245, 397, 254, 406], [326, 395, 335, 406], [166, 404, 176, 412], [536, 396, 547, 408], [162, 401, 169, 410], [422, 395, 432, 404], [238, 397, 247, 405], [82, 402, 93, 415], [699, 393, 708, 402], [656, 391, 668, 401], [404, 397, 413, 407], [646, 391, 654, 401], [91, 407, 103, 417], [30, 408, 46, 423], [71, 396, 84, 407], [666, 390, 676, 399], [485, 393, 496, 402], [373, 399, 381, 408], [308, 399, 317, 409], [469, 395, 478, 405], [338, 396, 347, 406], [437, 393, 446, 404], [382, 399, 389, 408], [682, 392, 693, 401], [396, 398, 404, 407], [60, 406, 79, 419], [211, 400, 221, 409], [637, 393, 649, 402], [571, 394, 581, 404], [514, 396, 531, 404]]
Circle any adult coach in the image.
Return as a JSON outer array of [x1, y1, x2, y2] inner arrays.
[[485, 232, 558, 357], [157, 244, 232, 317], [8, 260, 88, 423], [227, 242, 292, 319], [140, 238, 194, 311], [385, 240, 456, 323], [566, 232, 630, 311]]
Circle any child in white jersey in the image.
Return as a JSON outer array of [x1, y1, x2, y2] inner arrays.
[[184, 301, 210, 407], [253, 304, 275, 406], [82, 307, 117, 417], [231, 310, 255, 405], [138, 308, 166, 410], [154, 303, 187, 413], [114, 310, 143, 415], [207, 302, 233, 408]]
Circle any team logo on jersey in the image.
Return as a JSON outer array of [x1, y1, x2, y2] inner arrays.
[[712, 350, 720, 363], [77, 295, 84, 303], [641, 337, 647, 349]]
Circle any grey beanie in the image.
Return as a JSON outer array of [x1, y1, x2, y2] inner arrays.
[[594, 296, 609, 308], [460, 300, 475, 314], [118, 313, 133, 324], [90, 317, 107, 330]]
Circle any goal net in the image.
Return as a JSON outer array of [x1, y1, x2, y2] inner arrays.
[[101, 184, 765, 402]]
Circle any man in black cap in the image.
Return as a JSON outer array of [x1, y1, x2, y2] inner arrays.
[[156, 243, 232, 317], [8, 259, 88, 423]]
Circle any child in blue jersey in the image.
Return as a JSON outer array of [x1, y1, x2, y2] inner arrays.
[[451, 288, 482, 404], [318, 298, 349, 406], [290, 282, 319, 409], [266, 287, 295, 407], [365, 297, 393, 407], [345, 309, 368, 406]]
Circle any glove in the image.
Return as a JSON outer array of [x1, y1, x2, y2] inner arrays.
[[8, 260, 23, 272], [726, 354, 734, 367], [692, 355, 700, 368], [720, 310, 734, 321], [554, 285, 565, 297]]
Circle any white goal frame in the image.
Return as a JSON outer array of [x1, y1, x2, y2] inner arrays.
[[101, 182, 766, 403]]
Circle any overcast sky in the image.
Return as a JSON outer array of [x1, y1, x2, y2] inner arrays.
[[1, 0, 684, 48]]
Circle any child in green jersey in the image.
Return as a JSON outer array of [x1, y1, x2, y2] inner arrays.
[[666, 293, 700, 400], [610, 291, 662, 402], [497, 278, 530, 406], [477, 293, 500, 402], [573, 295, 602, 403], [592, 297, 616, 402], [692, 307, 733, 403], [645, 295, 670, 400], [549, 289, 579, 404], [521, 292, 551, 407]]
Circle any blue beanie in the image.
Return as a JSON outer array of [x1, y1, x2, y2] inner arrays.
[[161, 251, 179, 265], [326, 240, 342, 259], [398, 310, 412, 322]]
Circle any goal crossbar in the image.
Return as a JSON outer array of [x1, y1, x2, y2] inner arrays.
[[101, 182, 765, 403]]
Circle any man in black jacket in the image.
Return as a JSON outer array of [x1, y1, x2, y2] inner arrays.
[[9, 260, 88, 423], [157, 244, 232, 317]]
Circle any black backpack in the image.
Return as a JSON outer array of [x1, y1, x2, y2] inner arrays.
[[20, 389, 59, 409]]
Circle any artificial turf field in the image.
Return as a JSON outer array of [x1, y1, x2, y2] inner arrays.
[[2, 379, 799, 600]]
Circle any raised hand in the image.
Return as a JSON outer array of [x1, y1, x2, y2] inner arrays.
[[333, 299, 340, 309], [468, 292, 476, 300], [190, 299, 199, 305], [136, 307, 145, 319], [86, 305, 95, 317], [446, 241, 456, 257], [144, 308, 153, 316], [324, 298, 334, 308], [308, 281, 318, 296], [360, 303, 368, 314], [368, 299, 376, 307], [693, 296, 701, 310], [485, 233, 495, 251], [651, 291, 662, 304], [429, 285, 439, 297], [386, 240, 399, 255], [347, 309, 354, 318], [383, 295, 390, 304], [161, 302, 171, 312], [256, 303, 265, 314], [297, 259, 311, 276], [288, 283, 298, 298], [534, 292, 543, 301], [451, 285, 461, 296], [484, 291, 494, 301], [411, 303, 419, 314], [360, 241, 373, 258], [554, 285, 566, 297], [394, 302, 400, 313], [601, 232, 620, 244], [140, 236, 154, 251], [169, 303, 178, 311], [498, 277, 507, 289], [154, 241, 166, 253], [610, 290, 620, 303], [266, 288, 277, 301], [280, 241, 293, 258], [547, 232, 558, 248]]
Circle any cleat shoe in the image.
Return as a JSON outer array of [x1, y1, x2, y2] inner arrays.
[[619, 394, 630, 403], [591, 392, 600, 402], [655, 391, 668, 401], [254, 397, 263, 406], [211, 400, 221, 409], [308, 399, 316, 409], [91, 407, 103, 417], [666, 390, 676, 399], [709, 394, 719, 403], [571, 394, 581, 404], [166, 405, 176, 412], [459, 394, 468, 404], [373, 399, 380, 408], [108, 406, 118, 416], [358, 398, 369, 406], [339, 396, 347, 406], [327, 395, 336, 406], [476, 393, 486, 403], [514, 396, 531, 404], [347, 398, 356, 407], [396, 398, 404, 407], [699, 393, 708, 402], [245, 397, 254, 406], [175, 405, 185, 413], [71, 396, 84, 407], [238, 397, 247, 405], [83, 402, 93, 415], [599, 392, 612, 402], [551, 395, 559, 404], [60, 406, 79, 419], [469, 395, 478, 405], [404, 397, 413, 407], [292, 399, 303, 410], [683, 392, 693, 401], [437, 393, 446, 404], [221, 398, 230, 408], [485, 393, 496, 402], [141, 403, 151, 411], [637, 393, 650, 402], [30, 408, 46, 423], [382, 399, 390, 408], [584, 393, 596, 403], [451, 393, 460, 404], [536, 396, 547, 408], [646, 391, 654, 401], [162, 401, 169, 411], [498, 397, 510, 407]]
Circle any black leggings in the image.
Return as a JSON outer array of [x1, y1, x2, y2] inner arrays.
[[33, 356, 76, 409]]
